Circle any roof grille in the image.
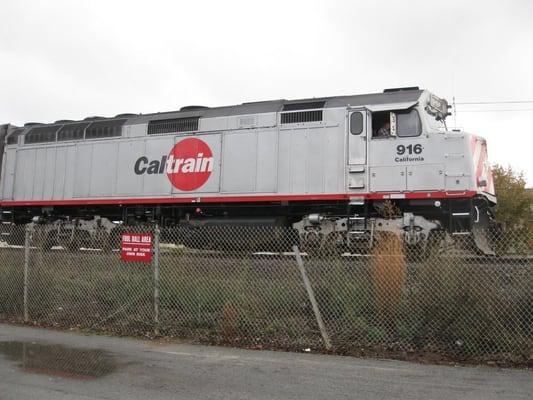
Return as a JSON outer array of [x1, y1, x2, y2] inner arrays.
[[147, 117, 199, 135], [282, 101, 325, 111], [25, 125, 61, 144], [6, 128, 24, 145], [58, 122, 90, 141], [85, 119, 126, 139], [280, 110, 323, 124]]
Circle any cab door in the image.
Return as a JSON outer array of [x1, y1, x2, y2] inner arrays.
[[347, 109, 369, 191]]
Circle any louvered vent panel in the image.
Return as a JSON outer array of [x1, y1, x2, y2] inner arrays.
[[148, 117, 199, 135], [25, 126, 61, 144], [57, 122, 90, 141], [85, 119, 126, 139], [6, 129, 24, 145], [280, 110, 323, 124]]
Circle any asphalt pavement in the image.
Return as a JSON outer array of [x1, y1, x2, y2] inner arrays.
[[0, 323, 531, 400]]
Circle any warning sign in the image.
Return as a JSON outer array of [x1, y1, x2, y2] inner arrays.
[[121, 233, 153, 263]]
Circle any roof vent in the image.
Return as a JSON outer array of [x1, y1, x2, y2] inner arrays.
[[179, 106, 209, 112], [383, 86, 420, 93], [54, 119, 75, 124], [57, 122, 90, 142], [25, 125, 61, 144], [280, 110, 323, 124], [85, 119, 126, 139], [148, 117, 200, 135], [6, 128, 24, 145], [24, 122, 43, 127], [114, 113, 138, 118]]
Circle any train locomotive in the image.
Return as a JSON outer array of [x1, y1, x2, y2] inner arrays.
[[0, 87, 496, 254]]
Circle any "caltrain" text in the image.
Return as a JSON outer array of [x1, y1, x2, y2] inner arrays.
[[134, 154, 214, 175]]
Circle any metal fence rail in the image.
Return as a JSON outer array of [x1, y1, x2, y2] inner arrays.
[[0, 223, 531, 365]]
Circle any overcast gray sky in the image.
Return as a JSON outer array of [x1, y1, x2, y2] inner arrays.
[[1, 0, 532, 184]]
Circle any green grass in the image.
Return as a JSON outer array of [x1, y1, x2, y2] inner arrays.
[[0, 243, 531, 364]]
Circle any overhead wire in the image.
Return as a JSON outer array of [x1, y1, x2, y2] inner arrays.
[[456, 109, 533, 112], [455, 100, 533, 105], [453, 99, 533, 113]]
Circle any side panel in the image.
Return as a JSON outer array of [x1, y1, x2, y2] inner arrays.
[[289, 130, 307, 193], [442, 133, 472, 192], [324, 126, 343, 193], [221, 131, 258, 193], [13, 149, 36, 200], [277, 130, 291, 193], [53, 146, 69, 199], [63, 146, 77, 200], [278, 124, 344, 195], [42, 147, 57, 200], [73, 144, 93, 198], [144, 136, 174, 196], [116, 140, 147, 196], [370, 166, 406, 192], [89, 142, 118, 197], [220, 128, 278, 194], [32, 148, 47, 200], [406, 164, 445, 191], [1, 149, 17, 200], [306, 128, 325, 193], [255, 128, 278, 193]]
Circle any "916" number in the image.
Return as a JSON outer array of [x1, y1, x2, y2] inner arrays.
[[397, 144, 422, 155]]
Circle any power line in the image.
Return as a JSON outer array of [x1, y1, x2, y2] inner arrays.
[[456, 109, 533, 113], [455, 100, 533, 105]]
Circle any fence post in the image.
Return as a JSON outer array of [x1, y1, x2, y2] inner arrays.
[[23, 224, 33, 323], [292, 245, 332, 350], [153, 225, 160, 336]]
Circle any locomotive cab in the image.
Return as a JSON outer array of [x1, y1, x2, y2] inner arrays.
[[341, 90, 496, 254]]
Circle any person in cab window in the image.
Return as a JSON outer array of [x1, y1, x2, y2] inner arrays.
[[376, 121, 390, 138]]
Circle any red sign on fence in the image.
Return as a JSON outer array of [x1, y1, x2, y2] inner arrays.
[[120, 233, 153, 263]]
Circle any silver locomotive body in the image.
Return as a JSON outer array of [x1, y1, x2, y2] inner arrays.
[[0, 88, 496, 253]]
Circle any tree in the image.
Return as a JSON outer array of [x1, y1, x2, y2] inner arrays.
[[492, 164, 532, 230]]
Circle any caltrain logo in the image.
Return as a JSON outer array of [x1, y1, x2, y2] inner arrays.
[[134, 138, 213, 191]]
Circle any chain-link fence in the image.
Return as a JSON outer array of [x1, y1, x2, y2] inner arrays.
[[0, 223, 531, 365]]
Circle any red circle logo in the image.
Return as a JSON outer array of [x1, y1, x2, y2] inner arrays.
[[166, 138, 213, 191]]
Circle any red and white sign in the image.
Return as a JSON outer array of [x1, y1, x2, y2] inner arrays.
[[166, 137, 214, 191], [120, 232, 153, 263]]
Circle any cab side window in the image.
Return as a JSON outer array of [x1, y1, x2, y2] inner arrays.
[[371, 109, 422, 138], [371, 112, 391, 138], [396, 109, 421, 137]]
